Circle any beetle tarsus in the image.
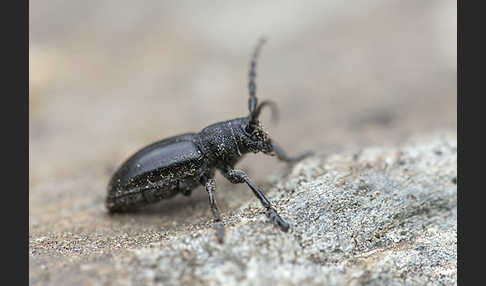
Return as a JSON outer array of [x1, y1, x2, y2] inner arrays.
[[266, 207, 289, 232], [215, 222, 225, 244]]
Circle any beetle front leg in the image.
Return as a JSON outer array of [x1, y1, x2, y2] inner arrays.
[[222, 168, 289, 232], [271, 142, 313, 163], [201, 177, 225, 243]]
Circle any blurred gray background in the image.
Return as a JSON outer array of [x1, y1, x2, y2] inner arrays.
[[29, 0, 456, 283]]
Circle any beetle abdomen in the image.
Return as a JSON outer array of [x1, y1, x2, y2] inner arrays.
[[106, 180, 181, 212], [106, 133, 206, 212]]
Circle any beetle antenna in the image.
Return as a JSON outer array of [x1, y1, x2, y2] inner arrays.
[[248, 37, 267, 115], [250, 100, 279, 125]]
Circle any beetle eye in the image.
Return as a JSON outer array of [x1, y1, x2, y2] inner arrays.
[[245, 124, 254, 134]]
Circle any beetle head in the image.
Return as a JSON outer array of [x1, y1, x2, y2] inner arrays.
[[239, 101, 278, 155], [240, 119, 273, 154]]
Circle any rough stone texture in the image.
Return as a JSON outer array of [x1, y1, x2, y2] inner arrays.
[[30, 132, 457, 285], [30, 1, 456, 285], [127, 132, 457, 286]]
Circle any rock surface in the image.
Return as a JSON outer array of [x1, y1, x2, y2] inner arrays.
[[129, 132, 457, 286], [30, 132, 456, 285]]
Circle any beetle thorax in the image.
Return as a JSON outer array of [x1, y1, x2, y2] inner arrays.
[[198, 117, 273, 164], [198, 118, 246, 163]]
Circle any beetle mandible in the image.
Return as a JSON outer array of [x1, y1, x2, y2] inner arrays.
[[106, 38, 310, 243]]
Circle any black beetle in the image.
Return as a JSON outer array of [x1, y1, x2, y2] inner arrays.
[[106, 38, 309, 243]]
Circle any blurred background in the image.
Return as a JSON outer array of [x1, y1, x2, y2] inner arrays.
[[30, 0, 456, 183], [29, 0, 456, 281]]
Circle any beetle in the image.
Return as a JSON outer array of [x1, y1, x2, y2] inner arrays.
[[106, 38, 310, 243]]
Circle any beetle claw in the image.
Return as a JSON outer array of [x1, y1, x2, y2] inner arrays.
[[266, 208, 289, 232]]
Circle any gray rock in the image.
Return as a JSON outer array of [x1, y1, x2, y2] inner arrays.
[[126, 132, 457, 286]]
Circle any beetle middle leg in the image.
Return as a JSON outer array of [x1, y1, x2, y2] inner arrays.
[[221, 168, 289, 232], [201, 176, 225, 243]]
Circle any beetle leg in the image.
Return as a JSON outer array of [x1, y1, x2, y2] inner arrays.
[[222, 168, 289, 232], [271, 142, 313, 163], [201, 177, 225, 243]]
